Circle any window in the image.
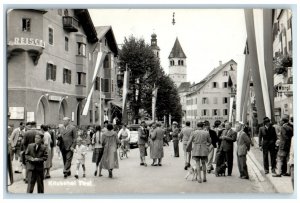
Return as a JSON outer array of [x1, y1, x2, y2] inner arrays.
[[103, 55, 110, 68], [213, 109, 218, 116], [202, 109, 208, 116], [95, 77, 100, 91], [46, 63, 56, 81], [22, 18, 31, 32], [89, 110, 92, 123], [212, 82, 218, 88], [223, 97, 228, 104], [101, 78, 110, 92], [230, 64, 234, 70], [195, 98, 197, 104], [213, 97, 218, 104], [77, 72, 86, 86], [63, 68, 71, 84], [223, 82, 228, 88], [65, 37, 69, 51], [223, 109, 228, 116], [111, 80, 114, 92], [202, 97, 208, 104], [58, 9, 62, 16], [223, 71, 228, 76], [48, 27, 53, 45], [77, 43, 86, 56]]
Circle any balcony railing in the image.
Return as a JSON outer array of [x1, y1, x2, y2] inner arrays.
[[63, 16, 79, 32]]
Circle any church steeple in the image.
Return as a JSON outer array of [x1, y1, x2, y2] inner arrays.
[[151, 33, 160, 59], [168, 37, 187, 87]]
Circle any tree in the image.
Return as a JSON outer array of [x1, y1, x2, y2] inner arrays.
[[119, 36, 161, 123], [119, 35, 182, 125]]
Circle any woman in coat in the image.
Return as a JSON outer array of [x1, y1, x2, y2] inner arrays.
[[150, 122, 164, 166], [100, 123, 120, 178], [186, 122, 211, 183], [41, 125, 52, 179]]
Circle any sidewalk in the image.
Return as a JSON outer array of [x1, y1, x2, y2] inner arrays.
[[248, 137, 293, 193]]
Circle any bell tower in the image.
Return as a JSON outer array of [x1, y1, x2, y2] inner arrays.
[[168, 37, 187, 87], [151, 33, 160, 59]]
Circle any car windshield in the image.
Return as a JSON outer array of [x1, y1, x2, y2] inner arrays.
[[129, 127, 139, 131]]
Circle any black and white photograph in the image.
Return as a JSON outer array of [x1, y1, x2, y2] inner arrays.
[[2, 1, 297, 199]]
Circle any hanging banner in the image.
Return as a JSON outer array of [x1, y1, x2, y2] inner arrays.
[[152, 85, 158, 122], [253, 9, 272, 119], [229, 97, 234, 122], [122, 65, 129, 124]]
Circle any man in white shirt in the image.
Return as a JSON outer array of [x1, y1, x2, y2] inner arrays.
[[118, 124, 131, 152]]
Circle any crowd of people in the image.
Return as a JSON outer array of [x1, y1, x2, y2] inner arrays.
[[7, 114, 294, 193]]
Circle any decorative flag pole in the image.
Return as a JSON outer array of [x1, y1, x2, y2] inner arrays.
[[82, 48, 107, 116], [122, 64, 129, 124]]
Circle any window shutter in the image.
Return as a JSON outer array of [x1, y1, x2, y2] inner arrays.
[[68, 70, 71, 84], [53, 65, 56, 81], [101, 78, 104, 92], [46, 64, 50, 80]]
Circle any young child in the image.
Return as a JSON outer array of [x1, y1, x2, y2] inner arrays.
[[74, 137, 88, 179]]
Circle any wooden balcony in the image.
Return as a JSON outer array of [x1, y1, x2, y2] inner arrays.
[[63, 16, 79, 32]]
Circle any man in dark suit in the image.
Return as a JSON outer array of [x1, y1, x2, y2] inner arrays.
[[273, 116, 293, 177], [22, 121, 39, 183], [57, 117, 77, 178], [25, 132, 48, 193], [219, 122, 237, 176], [258, 117, 277, 174]]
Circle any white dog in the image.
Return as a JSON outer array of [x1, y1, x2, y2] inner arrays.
[[185, 165, 202, 181]]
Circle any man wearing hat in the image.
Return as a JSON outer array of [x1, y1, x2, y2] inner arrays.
[[258, 117, 277, 174], [171, 121, 180, 157], [57, 117, 77, 178]]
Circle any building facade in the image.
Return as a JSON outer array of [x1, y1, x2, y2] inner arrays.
[[272, 9, 293, 122], [186, 60, 237, 127], [7, 9, 119, 128], [168, 37, 187, 87]]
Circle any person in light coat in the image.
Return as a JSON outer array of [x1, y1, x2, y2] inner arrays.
[[100, 124, 120, 178], [236, 122, 251, 179], [186, 122, 211, 183]]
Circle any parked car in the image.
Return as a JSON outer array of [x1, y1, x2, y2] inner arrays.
[[128, 124, 140, 148]]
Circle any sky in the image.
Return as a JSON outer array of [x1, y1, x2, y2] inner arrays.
[[89, 9, 247, 84]]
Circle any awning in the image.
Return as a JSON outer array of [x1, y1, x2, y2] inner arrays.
[[110, 101, 122, 109]]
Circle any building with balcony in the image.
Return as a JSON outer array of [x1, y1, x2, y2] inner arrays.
[[7, 9, 118, 128], [185, 60, 237, 127], [272, 9, 293, 122]]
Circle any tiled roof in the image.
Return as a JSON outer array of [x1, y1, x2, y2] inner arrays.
[[178, 82, 191, 92], [168, 37, 186, 59], [187, 59, 236, 96]]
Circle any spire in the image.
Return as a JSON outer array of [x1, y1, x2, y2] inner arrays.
[[168, 37, 186, 59]]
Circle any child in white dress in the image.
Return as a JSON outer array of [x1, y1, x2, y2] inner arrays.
[[74, 137, 88, 179]]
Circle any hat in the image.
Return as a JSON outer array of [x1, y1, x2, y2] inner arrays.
[[172, 121, 178, 125], [63, 117, 71, 121]]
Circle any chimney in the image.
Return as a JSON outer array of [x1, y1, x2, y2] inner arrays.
[[219, 61, 222, 66]]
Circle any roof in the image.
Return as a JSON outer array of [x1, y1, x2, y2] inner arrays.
[[95, 26, 119, 56], [187, 59, 237, 97], [74, 9, 98, 43], [178, 82, 191, 93], [168, 37, 186, 59]]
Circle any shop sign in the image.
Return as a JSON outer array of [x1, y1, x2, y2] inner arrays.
[[27, 112, 35, 122], [49, 95, 62, 102], [8, 37, 46, 48], [199, 116, 225, 120], [277, 84, 292, 93], [9, 107, 24, 119]]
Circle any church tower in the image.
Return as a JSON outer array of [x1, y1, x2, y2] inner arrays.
[[151, 33, 160, 59], [168, 37, 187, 87]]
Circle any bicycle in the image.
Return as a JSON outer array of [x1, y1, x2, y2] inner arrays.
[[119, 140, 129, 160]]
